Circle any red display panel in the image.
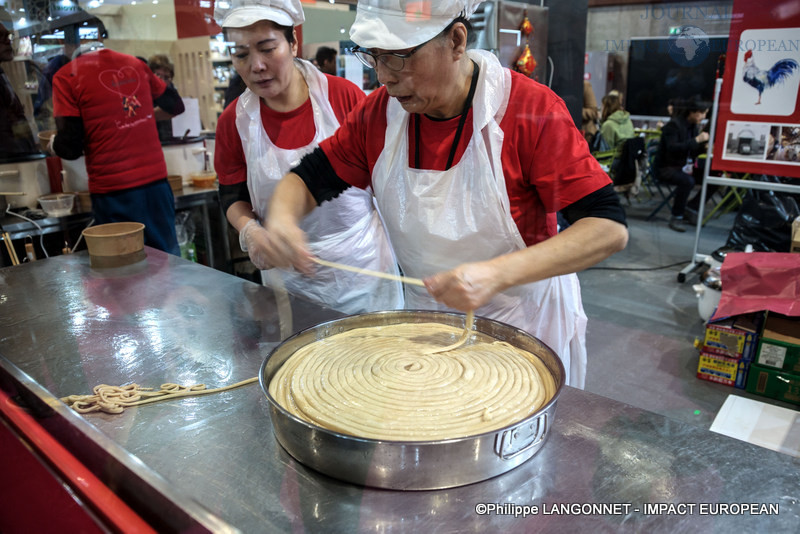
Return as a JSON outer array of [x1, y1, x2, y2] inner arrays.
[[176, 1, 304, 53], [176, 0, 221, 39]]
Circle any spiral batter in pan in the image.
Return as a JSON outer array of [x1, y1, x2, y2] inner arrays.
[[268, 322, 556, 441]]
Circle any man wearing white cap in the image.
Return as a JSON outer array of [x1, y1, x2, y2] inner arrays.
[[262, 1, 629, 388], [214, 0, 403, 314]]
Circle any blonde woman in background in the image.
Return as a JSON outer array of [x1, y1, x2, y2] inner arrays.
[[599, 91, 635, 159]]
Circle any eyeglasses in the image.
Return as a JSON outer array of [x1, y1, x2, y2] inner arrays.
[[350, 40, 428, 72]]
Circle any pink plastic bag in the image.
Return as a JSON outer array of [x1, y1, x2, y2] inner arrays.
[[710, 252, 800, 321]]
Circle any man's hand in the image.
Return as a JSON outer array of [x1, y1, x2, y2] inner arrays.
[[423, 261, 502, 312]]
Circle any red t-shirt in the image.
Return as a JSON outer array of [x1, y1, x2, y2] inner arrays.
[[320, 71, 611, 245], [53, 49, 168, 193], [215, 74, 365, 186]]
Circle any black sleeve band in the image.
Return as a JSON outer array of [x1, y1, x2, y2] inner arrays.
[[53, 116, 85, 160], [290, 147, 352, 205], [560, 184, 628, 227], [154, 84, 185, 116], [219, 182, 252, 215]]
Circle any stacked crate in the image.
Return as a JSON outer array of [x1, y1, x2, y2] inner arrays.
[[696, 312, 764, 388], [746, 313, 800, 406]]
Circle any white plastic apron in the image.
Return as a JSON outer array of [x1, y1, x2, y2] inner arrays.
[[371, 50, 588, 388], [236, 59, 403, 314]]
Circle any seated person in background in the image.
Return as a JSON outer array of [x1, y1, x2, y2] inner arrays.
[[654, 97, 709, 233], [148, 54, 181, 141], [314, 46, 338, 76], [656, 100, 674, 130], [599, 91, 635, 175]]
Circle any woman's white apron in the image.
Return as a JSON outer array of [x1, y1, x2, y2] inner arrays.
[[236, 59, 402, 314], [371, 50, 587, 387]]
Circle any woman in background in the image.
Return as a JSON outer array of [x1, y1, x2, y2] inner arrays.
[[599, 91, 635, 161], [213, 0, 402, 314]]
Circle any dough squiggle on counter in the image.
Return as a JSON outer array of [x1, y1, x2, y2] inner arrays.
[[268, 322, 556, 441]]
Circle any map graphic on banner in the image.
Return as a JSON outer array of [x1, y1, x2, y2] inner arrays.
[[713, 0, 800, 178]]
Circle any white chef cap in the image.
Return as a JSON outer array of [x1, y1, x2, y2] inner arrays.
[[214, 0, 305, 29], [349, 0, 483, 50]]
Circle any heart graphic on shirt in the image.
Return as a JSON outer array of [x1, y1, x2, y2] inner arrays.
[[99, 67, 141, 98]]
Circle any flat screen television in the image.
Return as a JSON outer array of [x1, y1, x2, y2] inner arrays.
[[625, 34, 728, 119]]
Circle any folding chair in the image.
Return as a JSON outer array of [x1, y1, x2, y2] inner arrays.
[[643, 139, 678, 221], [611, 137, 645, 203], [639, 139, 660, 198], [701, 172, 749, 225]]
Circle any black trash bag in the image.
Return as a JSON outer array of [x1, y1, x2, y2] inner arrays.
[[725, 175, 800, 252]]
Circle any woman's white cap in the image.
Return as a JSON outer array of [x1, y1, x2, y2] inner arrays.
[[349, 0, 482, 50], [214, 0, 305, 29]]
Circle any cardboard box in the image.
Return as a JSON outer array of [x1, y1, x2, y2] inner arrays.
[[696, 351, 750, 388], [755, 313, 800, 373], [702, 312, 764, 360], [791, 223, 800, 253], [745, 363, 800, 406]]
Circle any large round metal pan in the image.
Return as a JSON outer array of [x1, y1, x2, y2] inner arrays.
[[259, 310, 565, 490]]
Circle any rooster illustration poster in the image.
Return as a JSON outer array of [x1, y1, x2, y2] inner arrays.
[[731, 29, 800, 115], [714, 0, 800, 178]]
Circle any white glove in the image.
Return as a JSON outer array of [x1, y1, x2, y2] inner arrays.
[[239, 218, 259, 252], [47, 133, 56, 155], [239, 218, 271, 270]]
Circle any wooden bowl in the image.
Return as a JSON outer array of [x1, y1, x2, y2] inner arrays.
[[82, 222, 146, 268], [167, 174, 183, 192]]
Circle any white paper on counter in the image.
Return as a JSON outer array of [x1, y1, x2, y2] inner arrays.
[[710, 395, 800, 458]]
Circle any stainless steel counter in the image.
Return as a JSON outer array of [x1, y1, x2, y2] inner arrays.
[[1, 251, 798, 533], [0, 185, 230, 270]]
